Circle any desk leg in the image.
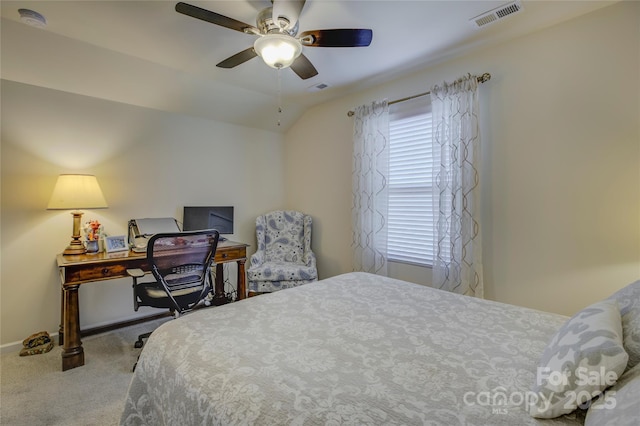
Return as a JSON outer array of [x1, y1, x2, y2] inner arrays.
[[211, 264, 228, 306], [58, 286, 64, 345], [61, 284, 84, 371], [237, 259, 246, 300]]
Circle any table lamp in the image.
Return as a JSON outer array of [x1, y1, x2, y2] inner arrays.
[[47, 174, 108, 255]]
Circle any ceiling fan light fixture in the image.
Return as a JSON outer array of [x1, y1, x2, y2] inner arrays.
[[254, 34, 302, 69]]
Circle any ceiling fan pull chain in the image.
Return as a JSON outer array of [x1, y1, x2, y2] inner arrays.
[[277, 67, 283, 127]]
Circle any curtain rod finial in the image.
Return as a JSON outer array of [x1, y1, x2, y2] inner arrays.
[[478, 73, 491, 83]]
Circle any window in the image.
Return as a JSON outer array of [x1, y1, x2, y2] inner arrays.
[[387, 97, 436, 266]]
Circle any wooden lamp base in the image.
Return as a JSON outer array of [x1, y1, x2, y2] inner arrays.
[[62, 211, 86, 256]]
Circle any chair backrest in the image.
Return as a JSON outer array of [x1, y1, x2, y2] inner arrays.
[[256, 211, 311, 264], [146, 229, 219, 311]]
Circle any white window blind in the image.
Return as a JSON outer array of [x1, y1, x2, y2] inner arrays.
[[388, 97, 436, 266]]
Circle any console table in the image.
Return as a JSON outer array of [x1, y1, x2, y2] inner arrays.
[[56, 240, 248, 371]]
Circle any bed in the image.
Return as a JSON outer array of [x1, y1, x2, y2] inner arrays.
[[121, 272, 639, 425]]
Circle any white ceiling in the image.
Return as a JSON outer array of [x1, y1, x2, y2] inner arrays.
[[1, 0, 616, 132]]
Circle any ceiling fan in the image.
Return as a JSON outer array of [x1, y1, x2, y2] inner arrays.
[[175, 1, 373, 80]]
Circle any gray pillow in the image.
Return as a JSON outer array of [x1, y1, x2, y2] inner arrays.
[[529, 299, 628, 419], [584, 362, 640, 426], [607, 280, 640, 371]]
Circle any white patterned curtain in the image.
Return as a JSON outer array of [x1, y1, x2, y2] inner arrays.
[[352, 100, 389, 275], [430, 75, 483, 297]]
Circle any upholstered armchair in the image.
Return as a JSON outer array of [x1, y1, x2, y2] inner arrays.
[[247, 210, 318, 295]]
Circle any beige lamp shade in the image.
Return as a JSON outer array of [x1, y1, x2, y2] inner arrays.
[[47, 174, 108, 210], [48, 174, 108, 255]]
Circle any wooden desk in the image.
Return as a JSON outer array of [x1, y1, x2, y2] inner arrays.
[[56, 240, 248, 371]]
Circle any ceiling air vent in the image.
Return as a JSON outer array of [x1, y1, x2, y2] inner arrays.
[[470, 1, 523, 28], [308, 82, 330, 92]]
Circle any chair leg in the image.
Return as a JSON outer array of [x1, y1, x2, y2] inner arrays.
[[134, 331, 152, 349], [132, 331, 152, 371]]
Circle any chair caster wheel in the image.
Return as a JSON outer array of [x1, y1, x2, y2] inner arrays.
[[134, 341, 143, 349]]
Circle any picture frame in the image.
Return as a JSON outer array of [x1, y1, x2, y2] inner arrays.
[[105, 235, 128, 253]]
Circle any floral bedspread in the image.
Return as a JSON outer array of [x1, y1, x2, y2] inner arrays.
[[121, 272, 584, 426]]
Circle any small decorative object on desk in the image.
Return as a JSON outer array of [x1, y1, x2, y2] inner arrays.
[[86, 239, 99, 253], [105, 235, 128, 253], [84, 220, 102, 253]]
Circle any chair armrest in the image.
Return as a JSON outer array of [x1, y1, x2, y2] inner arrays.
[[303, 251, 316, 268], [126, 268, 146, 278], [250, 250, 265, 267]]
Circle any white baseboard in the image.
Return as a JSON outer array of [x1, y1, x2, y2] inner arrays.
[[1, 313, 162, 355]]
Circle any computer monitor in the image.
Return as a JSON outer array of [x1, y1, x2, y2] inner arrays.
[[183, 206, 234, 234]]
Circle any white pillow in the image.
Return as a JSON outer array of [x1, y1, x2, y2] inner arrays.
[[607, 280, 640, 371], [585, 362, 640, 426], [529, 299, 628, 419]]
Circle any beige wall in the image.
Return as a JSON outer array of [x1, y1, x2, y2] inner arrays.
[[284, 1, 640, 316], [1, 81, 285, 347]]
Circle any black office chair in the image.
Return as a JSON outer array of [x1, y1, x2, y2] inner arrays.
[[127, 230, 219, 354]]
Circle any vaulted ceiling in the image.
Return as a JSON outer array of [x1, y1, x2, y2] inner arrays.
[[1, 1, 616, 132]]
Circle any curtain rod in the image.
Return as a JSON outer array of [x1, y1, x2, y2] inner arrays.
[[346, 73, 491, 117]]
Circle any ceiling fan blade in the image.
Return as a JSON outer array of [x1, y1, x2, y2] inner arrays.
[[299, 29, 373, 47], [175, 2, 258, 34], [290, 54, 318, 80], [272, 0, 306, 30], [216, 47, 258, 68]]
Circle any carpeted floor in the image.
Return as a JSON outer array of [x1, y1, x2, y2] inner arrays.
[[0, 318, 170, 426]]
